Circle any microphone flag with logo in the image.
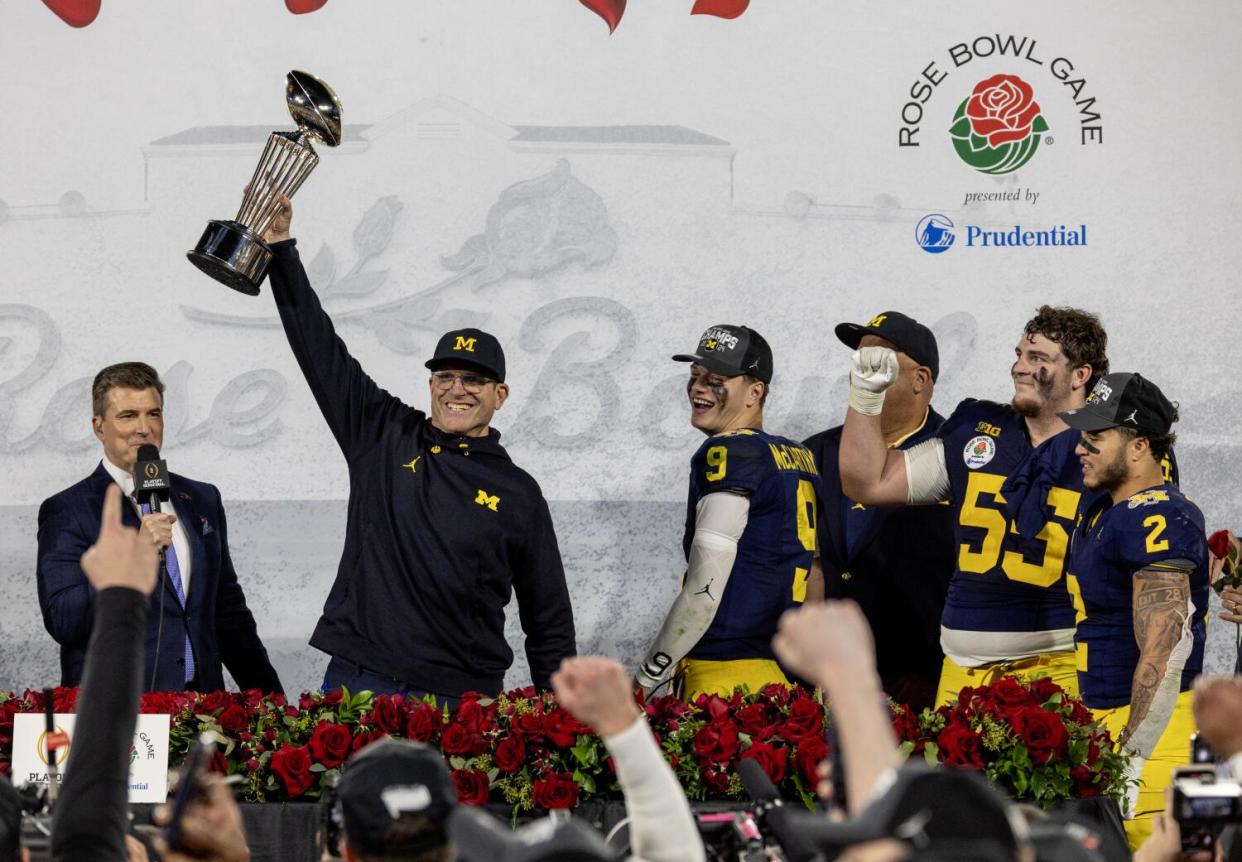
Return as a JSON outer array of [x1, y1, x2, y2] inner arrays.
[[132, 444, 171, 508]]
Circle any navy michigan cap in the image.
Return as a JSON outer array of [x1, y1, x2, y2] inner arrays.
[[835, 311, 940, 381], [425, 328, 506, 382], [672, 324, 774, 384], [1059, 372, 1178, 435]]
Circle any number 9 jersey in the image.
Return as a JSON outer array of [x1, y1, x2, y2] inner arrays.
[[683, 428, 822, 662]]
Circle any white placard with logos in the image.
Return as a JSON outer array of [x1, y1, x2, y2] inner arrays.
[[11, 713, 171, 803]]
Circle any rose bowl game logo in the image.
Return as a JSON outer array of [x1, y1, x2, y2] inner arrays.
[[949, 74, 1049, 175]]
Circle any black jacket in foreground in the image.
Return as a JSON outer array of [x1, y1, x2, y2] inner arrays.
[[51, 586, 146, 862], [268, 239, 576, 695]]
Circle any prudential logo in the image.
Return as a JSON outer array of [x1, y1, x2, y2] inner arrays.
[[916, 214, 955, 254], [915, 213, 1087, 253]]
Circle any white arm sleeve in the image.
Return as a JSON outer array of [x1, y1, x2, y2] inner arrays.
[[902, 437, 951, 504], [634, 492, 749, 691], [605, 718, 706, 862]]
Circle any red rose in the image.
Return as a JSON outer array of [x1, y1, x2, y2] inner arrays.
[[741, 741, 788, 784], [440, 723, 474, 755], [1070, 765, 1101, 798], [217, 704, 250, 735], [494, 735, 526, 773], [964, 74, 1042, 148], [531, 773, 580, 810], [759, 684, 792, 707], [406, 703, 443, 743], [1027, 677, 1063, 705], [989, 678, 1031, 709], [452, 769, 490, 805], [352, 729, 387, 753], [368, 695, 404, 734], [199, 691, 231, 713], [1209, 530, 1234, 560], [1068, 700, 1093, 726], [299, 693, 316, 710], [207, 751, 229, 775], [693, 721, 741, 763], [1012, 707, 1068, 764], [786, 697, 824, 734], [245, 758, 260, 772], [937, 721, 984, 768], [795, 736, 828, 786], [513, 712, 546, 742], [701, 764, 730, 794], [455, 700, 496, 736], [736, 704, 777, 740], [544, 709, 590, 748], [51, 689, 78, 712], [309, 722, 352, 768], [270, 745, 314, 797], [320, 690, 344, 707], [890, 706, 921, 745]]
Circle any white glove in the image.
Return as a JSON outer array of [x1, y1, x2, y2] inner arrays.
[[848, 346, 899, 415]]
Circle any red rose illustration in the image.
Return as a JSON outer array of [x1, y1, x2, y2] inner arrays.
[[741, 741, 788, 784], [42, 0, 100, 28], [309, 722, 352, 768], [691, 0, 750, 18], [937, 721, 984, 768], [406, 703, 443, 743], [794, 736, 828, 785], [1012, 707, 1068, 764], [270, 745, 314, 797], [964, 75, 1042, 148], [494, 736, 526, 773], [532, 773, 580, 809], [285, 0, 328, 13], [579, 0, 625, 33], [452, 769, 490, 806]]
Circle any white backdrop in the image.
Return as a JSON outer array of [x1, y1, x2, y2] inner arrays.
[[2, 1, 1240, 694]]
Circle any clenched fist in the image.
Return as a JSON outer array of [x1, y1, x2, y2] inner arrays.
[[848, 347, 899, 416]]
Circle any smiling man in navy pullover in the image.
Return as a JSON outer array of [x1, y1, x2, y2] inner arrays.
[[263, 197, 576, 705]]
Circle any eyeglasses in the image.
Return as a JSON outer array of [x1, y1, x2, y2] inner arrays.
[[431, 371, 495, 394]]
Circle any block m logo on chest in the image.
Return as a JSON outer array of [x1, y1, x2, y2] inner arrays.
[[474, 489, 500, 511]]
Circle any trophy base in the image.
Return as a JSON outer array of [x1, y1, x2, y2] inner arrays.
[[187, 220, 272, 296]]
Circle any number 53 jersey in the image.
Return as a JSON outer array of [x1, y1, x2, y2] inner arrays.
[[682, 428, 822, 662], [1066, 485, 1208, 709]]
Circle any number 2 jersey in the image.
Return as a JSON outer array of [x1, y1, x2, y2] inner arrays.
[[682, 428, 822, 662], [1067, 484, 1208, 709]]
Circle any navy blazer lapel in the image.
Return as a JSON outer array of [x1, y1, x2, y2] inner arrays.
[[87, 462, 142, 530], [168, 475, 208, 612]]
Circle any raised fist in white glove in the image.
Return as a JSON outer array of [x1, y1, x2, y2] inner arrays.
[[848, 346, 899, 415]]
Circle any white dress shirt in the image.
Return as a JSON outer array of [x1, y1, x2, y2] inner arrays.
[[100, 458, 193, 598]]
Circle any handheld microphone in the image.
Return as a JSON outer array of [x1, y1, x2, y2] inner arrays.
[[132, 444, 171, 512], [738, 758, 824, 862], [132, 443, 172, 691]]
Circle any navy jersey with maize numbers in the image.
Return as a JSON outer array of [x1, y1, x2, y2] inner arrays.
[[682, 429, 822, 662], [939, 399, 1086, 634], [1067, 485, 1208, 709]]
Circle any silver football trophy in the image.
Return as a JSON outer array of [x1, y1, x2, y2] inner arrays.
[[187, 70, 342, 295]]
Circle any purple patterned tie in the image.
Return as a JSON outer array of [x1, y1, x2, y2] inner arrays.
[[141, 502, 195, 685]]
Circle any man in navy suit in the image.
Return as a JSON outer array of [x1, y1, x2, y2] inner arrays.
[[36, 362, 282, 693], [803, 312, 954, 712]]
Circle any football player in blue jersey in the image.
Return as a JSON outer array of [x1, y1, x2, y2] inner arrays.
[[634, 325, 823, 700], [1060, 372, 1207, 848], [839, 306, 1109, 706]]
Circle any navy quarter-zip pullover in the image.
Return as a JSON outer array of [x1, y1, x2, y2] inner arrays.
[[268, 240, 576, 695]]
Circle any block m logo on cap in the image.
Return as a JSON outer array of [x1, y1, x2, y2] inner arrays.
[[453, 336, 477, 353], [867, 314, 888, 328]]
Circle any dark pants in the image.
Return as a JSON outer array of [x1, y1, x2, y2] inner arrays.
[[322, 656, 461, 710]]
